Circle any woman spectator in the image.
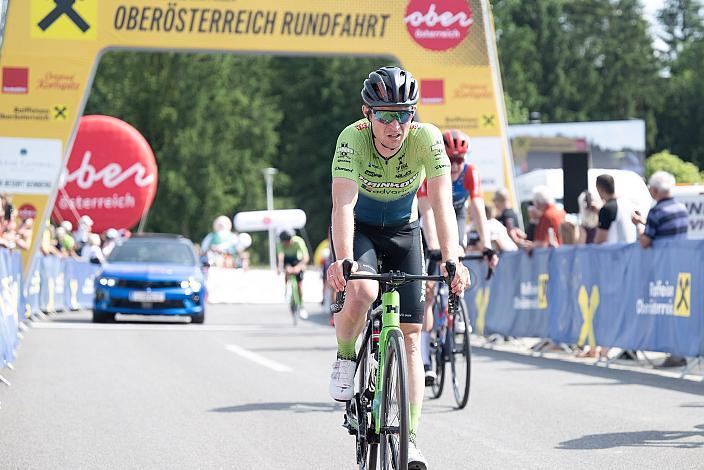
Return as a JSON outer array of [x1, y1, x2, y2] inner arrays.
[[577, 190, 602, 244], [15, 218, 33, 251]]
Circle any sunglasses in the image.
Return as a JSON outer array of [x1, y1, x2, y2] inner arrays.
[[370, 109, 414, 125]]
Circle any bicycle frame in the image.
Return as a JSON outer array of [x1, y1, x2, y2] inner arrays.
[[373, 289, 400, 433], [287, 273, 302, 308]]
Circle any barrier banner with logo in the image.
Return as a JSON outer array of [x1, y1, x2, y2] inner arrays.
[[39, 255, 64, 313], [0, 249, 21, 367], [0, 0, 518, 280], [63, 258, 98, 310], [24, 265, 42, 317], [466, 242, 704, 357], [617, 240, 703, 357], [548, 244, 636, 349], [463, 249, 551, 338]]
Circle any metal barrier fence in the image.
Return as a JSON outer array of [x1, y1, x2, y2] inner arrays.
[[0, 251, 99, 369], [464, 239, 704, 358]]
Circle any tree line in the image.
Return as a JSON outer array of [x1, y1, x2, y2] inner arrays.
[[84, 0, 704, 263]]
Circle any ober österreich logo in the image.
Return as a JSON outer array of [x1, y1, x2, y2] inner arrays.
[[404, 0, 474, 51]]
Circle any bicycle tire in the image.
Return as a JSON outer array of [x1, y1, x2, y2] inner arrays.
[[450, 297, 471, 409], [379, 329, 409, 470], [430, 332, 445, 399], [289, 276, 299, 326], [368, 444, 378, 470]]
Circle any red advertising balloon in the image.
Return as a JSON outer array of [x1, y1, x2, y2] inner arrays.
[[53, 115, 158, 233]]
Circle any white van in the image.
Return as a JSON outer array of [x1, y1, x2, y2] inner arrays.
[[671, 185, 704, 239], [515, 168, 652, 219]]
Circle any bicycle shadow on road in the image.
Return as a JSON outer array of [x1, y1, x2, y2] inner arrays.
[[557, 424, 704, 450], [209, 401, 344, 414]]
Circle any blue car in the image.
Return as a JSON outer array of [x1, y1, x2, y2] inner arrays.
[[93, 234, 206, 323]]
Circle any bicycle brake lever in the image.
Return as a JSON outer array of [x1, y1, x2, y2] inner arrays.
[[332, 259, 354, 313], [445, 260, 459, 313]]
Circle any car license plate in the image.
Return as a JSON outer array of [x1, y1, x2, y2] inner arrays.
[[129, 291, 166, 303]]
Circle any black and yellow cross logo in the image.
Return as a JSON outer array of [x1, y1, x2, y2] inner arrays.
[[474, 287, 490, 336], [538, 274, 549, 309], [674, 272, 691, 317], [53, 105, 68, 121], [481, 114, 496, 128], [38, 0, 90, 32], [577, 285, 599, 348], [31, 0, 97, 40]]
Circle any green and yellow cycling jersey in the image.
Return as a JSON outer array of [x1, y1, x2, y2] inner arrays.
[[332, 119, 450, 227], [277, 235, 309, 261]]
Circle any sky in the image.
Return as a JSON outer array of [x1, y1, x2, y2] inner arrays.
[[642, 0, 667, 50]]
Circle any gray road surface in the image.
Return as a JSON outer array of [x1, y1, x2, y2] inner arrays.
[[1, 304, 702, 469]]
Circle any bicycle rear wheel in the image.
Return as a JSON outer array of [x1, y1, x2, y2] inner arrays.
[[379, 329, 408, 470], [449, 297, 472, 409], [429, 290, 446, 399]]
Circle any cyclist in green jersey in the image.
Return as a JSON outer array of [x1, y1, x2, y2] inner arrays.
[[277, 229, 310, 319], [327, 66, 471, 470]]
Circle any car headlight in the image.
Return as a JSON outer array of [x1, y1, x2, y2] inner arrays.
[[181, 278, 202, 291], [98, 277, 117, 287]]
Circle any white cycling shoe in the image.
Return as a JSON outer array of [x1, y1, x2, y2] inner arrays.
[[329, 358, 356, 402], [408, 440, 428, 470], [298, 308, 309, 320]]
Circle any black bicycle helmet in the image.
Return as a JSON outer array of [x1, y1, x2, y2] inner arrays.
[[361, 66, 419, 107]]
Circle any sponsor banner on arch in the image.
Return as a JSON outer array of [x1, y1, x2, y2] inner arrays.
[[0, 0, 515, 278]]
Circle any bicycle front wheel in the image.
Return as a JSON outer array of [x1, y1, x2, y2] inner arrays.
[[288, 277, 299, 326], [357, 327, 376, 470], [450, 297, 472, 409], [379, 329, 409, 470]]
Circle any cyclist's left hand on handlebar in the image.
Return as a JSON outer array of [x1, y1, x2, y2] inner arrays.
[[441, 261, 471, 295], [327, 259, 358, 292]]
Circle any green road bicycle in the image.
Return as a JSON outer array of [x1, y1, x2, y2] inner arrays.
[[287, 272, 303, 326], [334, 259, 459, 470]]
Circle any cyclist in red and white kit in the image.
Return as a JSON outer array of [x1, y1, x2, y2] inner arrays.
[[418, 129, 498, 384]]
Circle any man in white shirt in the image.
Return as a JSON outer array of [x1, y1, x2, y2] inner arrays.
[[594, 174, 637, 244]]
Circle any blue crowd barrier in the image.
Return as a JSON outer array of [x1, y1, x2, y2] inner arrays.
[[0, 249, 22, 368], [0, 249, 100, 369], [464, 239, 704, 358]]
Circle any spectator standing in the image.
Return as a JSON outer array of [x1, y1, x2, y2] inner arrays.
[[201, 215, 238, 268], [632, 171, 689, 368], [577, 190, 602, 244], [632, 171, 688, 247], [15, 218, 33, 251], [102, 228, 120, 257], [41, 223, 60, 256], [531, 186, 565, 248], [559, 220, 582, 245], [492, 188, 520, 231], [594, 174, 637, 244], [81, 233, 105, 264], [73, 215, 94, 253]]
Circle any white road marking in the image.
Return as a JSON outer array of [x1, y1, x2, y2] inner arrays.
[[30, 322, 265, 332], [225, 344, 293, 373]]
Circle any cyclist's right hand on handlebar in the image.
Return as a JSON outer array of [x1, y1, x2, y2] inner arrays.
[[327, 259, 358, 292]]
